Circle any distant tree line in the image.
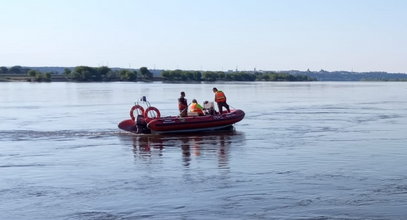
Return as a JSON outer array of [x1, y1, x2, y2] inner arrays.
[[0, 65, 154, 82], [27, 70, 51, 82], [5, 65, 407, 82], [161, 70, 315, 81], [0, 65, 31, 74], [255, 72, 314, 81], [64, 66, 153, 82], [287, 69, 407, 81], [0, 66, 53, 82]]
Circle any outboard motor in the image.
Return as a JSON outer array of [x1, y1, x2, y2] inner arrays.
[[135, 115, 150, 134]]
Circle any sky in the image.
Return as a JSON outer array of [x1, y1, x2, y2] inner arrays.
[[1, 0, 407, 72]]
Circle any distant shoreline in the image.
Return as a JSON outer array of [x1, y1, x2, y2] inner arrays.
[[0, 74, 64, 82], [1, 74, 407, 83], [2, 65, 407, 82]]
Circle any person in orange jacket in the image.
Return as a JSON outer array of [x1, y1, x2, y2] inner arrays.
[[212, 87, 230, 114], [189, 99, 204, 116]]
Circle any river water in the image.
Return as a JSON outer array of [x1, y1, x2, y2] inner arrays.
[[1, 82, 407, 219]]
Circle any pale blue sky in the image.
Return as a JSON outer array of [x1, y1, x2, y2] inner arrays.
[[1, 0, 406, 72]]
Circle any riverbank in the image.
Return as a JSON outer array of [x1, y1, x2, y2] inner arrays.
[[2, 73, 406, 82], [0, 73, 314, 83], [0, 74, 67, 82]]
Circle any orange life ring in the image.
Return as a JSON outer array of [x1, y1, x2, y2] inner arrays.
[[144, 106, 161, 121], [130, 105, 145, 121]]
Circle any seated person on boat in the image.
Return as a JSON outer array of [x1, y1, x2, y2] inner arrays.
[[203, 101, 216, 115], [188, 99, 204, 116]]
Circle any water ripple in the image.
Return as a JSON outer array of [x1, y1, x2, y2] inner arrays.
[[0, 129, 121, 141]]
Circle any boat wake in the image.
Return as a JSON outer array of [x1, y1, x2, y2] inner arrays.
[[0, 129, 124, 141]]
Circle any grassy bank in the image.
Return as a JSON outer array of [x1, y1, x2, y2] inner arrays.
[[0, 74, 67, 82]]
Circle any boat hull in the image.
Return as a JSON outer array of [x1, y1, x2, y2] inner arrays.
[[147, 109, 245, 134], [118, 119, 136, 132]]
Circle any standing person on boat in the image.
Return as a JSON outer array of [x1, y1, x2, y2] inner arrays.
[[189, 99, 204, 116], [212, 87, 230, 114], [178, 91, 188, 117]]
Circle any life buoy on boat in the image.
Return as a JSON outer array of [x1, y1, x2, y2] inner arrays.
[[130, 105, 145, 121], [144, 106, 161, 121]]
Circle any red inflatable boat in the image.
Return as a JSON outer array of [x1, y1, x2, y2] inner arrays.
[[118, 98, 245, 134]]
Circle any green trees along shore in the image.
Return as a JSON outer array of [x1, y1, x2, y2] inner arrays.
[[0, 65, 315, 82], [161, 69, 315, 81], [64, 66, 315, 82], [64, 66, 153, 81], [27, 70, 51, 82], [2, 65, 407, 82]]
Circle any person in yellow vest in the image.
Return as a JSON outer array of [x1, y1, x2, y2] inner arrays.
[[213, 87, 230, 114], [189, 99, 204, 116]]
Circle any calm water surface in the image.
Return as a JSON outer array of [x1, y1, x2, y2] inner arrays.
[[1, 82, 407, 219]]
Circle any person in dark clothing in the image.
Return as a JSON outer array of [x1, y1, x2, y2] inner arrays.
[[178, 91, 188, 117]]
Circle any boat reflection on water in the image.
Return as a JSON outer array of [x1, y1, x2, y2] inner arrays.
[[119, 128, 245, 168]]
